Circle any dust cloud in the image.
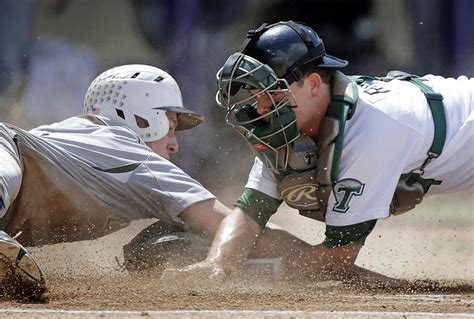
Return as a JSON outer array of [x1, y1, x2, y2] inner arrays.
[[29, 189, 472, 282]]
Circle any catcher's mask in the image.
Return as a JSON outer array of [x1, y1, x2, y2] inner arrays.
[[216, 21, 348, 172], [216, 53, 299, 172]]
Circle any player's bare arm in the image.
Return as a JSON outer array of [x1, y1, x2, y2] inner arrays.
[[295, 242, 408, 287], [178, 198, 231, 238], [161, 207, 262, 282], [206, 208, 263, 271]]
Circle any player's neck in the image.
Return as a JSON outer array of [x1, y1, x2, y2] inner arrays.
[[299, 90, 330, 141]]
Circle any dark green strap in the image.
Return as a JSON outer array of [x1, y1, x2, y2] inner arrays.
[[383, 72, 446, 197], [352, 71, 446, 196], [329, 103, 350, 182], [326, 74, 358, 182], [354, 71, 447, 173], [385, 71, 446, 157], [404, 77, 446, 157]]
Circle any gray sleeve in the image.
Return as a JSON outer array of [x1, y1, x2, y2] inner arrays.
[[131, 156, 215, 223]]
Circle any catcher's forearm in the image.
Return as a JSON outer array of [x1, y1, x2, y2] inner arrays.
[[206, 208, 262, 271]]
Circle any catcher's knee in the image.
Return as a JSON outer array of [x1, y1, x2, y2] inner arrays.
[[122, 221, 210, 273]]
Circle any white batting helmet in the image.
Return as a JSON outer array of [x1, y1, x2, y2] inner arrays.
[[83, 64, 203, 142]]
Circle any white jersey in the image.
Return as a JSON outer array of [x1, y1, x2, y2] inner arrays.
[[246, 75, 474, 226], [0, 115, 214, 244]]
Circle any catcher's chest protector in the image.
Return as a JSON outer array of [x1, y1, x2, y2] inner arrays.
[[276, 71, 446, 221]]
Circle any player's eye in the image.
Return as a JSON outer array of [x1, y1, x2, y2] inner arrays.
[[243, 84, 257, 90]]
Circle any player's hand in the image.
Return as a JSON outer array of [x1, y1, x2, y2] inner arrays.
[[352, 274, 410, 290], [160, 260, 226, 288], [346, 265, 410, 290]]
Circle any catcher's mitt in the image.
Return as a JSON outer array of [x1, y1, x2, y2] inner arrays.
[[122, 220, 210, 273], [0, 231, 48, 302]]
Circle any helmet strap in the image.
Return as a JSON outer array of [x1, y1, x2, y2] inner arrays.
[[240, 23, 269, 52], [283, 52, 325, 85]]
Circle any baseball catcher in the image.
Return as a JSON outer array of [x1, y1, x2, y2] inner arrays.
[[162, 21, 473, 287]]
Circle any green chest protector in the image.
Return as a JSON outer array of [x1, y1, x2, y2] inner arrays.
[[277, 70, 447, 221]]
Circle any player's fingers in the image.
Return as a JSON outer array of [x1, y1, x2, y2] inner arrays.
[[160, 262, 222, 287], [160, 266, 197, 283], [208, 265, 225, 282], [160, 267, 179, 284]]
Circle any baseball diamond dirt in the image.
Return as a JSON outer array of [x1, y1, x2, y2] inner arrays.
[[0, 190, 472, 318]]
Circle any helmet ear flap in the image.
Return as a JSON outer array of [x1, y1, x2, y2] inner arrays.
[[126, 108, 169, 142], [134, 114, 150, 129]]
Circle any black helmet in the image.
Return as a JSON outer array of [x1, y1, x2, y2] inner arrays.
[[240, 21, 348, 85]]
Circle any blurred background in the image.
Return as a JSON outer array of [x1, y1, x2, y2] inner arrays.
[[2, 0, 472, 280], [1, 0, 473, 203]]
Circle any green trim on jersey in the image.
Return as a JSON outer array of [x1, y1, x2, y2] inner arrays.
[[323, 219, 377, 248], [235, 188, 282, 228]]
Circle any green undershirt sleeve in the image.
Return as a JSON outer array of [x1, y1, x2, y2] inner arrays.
[[323, 219, 377, 248], [234, 188, 282, 228]]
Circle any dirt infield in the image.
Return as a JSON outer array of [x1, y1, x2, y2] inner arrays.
[[0, 191, 472, 317], [0, 274, 473, 314]]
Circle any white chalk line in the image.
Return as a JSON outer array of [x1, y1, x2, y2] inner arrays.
[[366, 294, 473, 303], [0, 308, 473, 318]]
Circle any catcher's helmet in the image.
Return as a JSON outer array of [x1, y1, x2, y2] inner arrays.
[[242, 21, 348, 85], [83, 65, 204, 142]]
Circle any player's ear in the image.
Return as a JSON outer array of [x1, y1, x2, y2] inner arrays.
[[305, 72, 322, 96]]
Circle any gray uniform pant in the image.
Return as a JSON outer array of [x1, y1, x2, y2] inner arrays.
[[0, 125, 22, 221], [0, 124, 130, 246]]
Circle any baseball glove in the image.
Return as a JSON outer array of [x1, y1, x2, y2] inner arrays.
[[122, 220, 210, 273]]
